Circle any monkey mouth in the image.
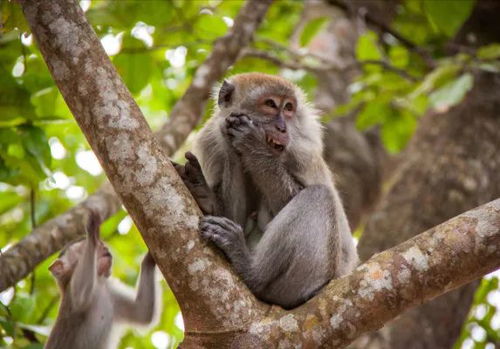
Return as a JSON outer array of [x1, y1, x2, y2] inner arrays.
[[266, 135, 286, 152]]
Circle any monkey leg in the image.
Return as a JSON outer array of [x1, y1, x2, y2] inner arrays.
[[200, 184, 339, 309]]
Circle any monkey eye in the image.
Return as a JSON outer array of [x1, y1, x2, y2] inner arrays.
[[264, 99, 277, 109], [284, 102, 294, 112]]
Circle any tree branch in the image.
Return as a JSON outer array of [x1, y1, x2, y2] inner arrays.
[[0, 0, 272, 292], [233, 199, 500, 348]]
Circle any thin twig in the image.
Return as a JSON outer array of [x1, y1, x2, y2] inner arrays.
[[29, 187, 36, 295], [243, 48, 418, 82]]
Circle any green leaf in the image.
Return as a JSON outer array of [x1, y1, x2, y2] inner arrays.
[[356, 101, 391, 130], [429, 73, 473, 113], [389, 45, 409, 69], [113, 36, 154, 95], [411, 63, 461, 98], [0, 318, 15, 336], [196, 14, 228, 41], [477, 43, 500, 60], [0, 155, 19, 183], [0, 125, 51, 185], [300, 17, 329, 47], [0, 191, 21, 214], [10, 294, 35, 323], [356, 31, 383, 61], [0, 74, 37, 122], [381, 109, 417, 153], [19, 125, 51, 171], [423, 0, 475, 37]]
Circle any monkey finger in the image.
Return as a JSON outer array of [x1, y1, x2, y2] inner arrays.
[[170, 161, 184, 172], [201, 216, 242, 233], [185, 152, 202, 170], [200, 226, 230, 248]]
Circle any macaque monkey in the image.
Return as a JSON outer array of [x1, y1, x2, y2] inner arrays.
[[176, 72, 359, 309], [45, 211, 158, 349]]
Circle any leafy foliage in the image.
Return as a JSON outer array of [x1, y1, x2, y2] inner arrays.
[[329, 0, 499, 153]]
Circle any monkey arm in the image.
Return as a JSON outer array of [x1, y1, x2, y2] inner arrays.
[[69, 226, 98, 310], [226, 114, 303, 214], [172, 153, 223, 215], [201, 185, 347, 309], [244, 156, 303, 215], [111, 253, 157, 325]]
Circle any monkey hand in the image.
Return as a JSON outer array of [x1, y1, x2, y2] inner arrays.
[[171, 153, 218, 215], [200, 216, 246, 255], [225, 113, 265, 154], [142, 252, 156, 268], [86, 209, 101, 245]]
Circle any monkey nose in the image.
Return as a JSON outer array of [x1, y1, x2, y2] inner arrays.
[[275, 121, 286, 133]]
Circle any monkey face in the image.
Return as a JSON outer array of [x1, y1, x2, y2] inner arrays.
[[49, 240, 86, 283], [218, 73, 303, 153], [257, 95, 295, 152]]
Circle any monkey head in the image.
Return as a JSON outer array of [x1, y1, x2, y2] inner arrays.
[[217, 73, 317, 154], [49, 237, 113, 287]]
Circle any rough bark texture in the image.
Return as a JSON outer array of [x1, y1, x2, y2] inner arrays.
[[357, 72, 500, 349], [0, 0, 272, 292], [18, 0, 267, 331]]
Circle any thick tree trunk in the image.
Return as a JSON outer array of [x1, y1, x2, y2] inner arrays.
[[0, 0, 272, 292], [357, 71, 500, 348]]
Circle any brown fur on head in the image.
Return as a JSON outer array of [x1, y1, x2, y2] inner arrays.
[[215, 72, 323, 154]]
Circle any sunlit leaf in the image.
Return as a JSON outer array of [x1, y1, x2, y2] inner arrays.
[[356, 31, 383, 62], [477, 43, 500, 60], [389, 45, 409, 69], [411, 63, 461, 98], [196, 13, 228, 41], [113, 36, 155, 95], [429, 73, 473, 113]]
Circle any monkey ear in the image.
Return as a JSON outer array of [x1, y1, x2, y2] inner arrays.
[[49, 260, 66, 278], [218, 80, 235, 108]]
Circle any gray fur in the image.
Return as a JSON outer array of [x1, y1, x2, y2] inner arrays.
[[45, 216, 157, 349], [190, 73, 358, 309]]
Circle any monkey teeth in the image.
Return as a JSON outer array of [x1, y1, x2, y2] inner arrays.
[[266, 137, 284, 151]]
